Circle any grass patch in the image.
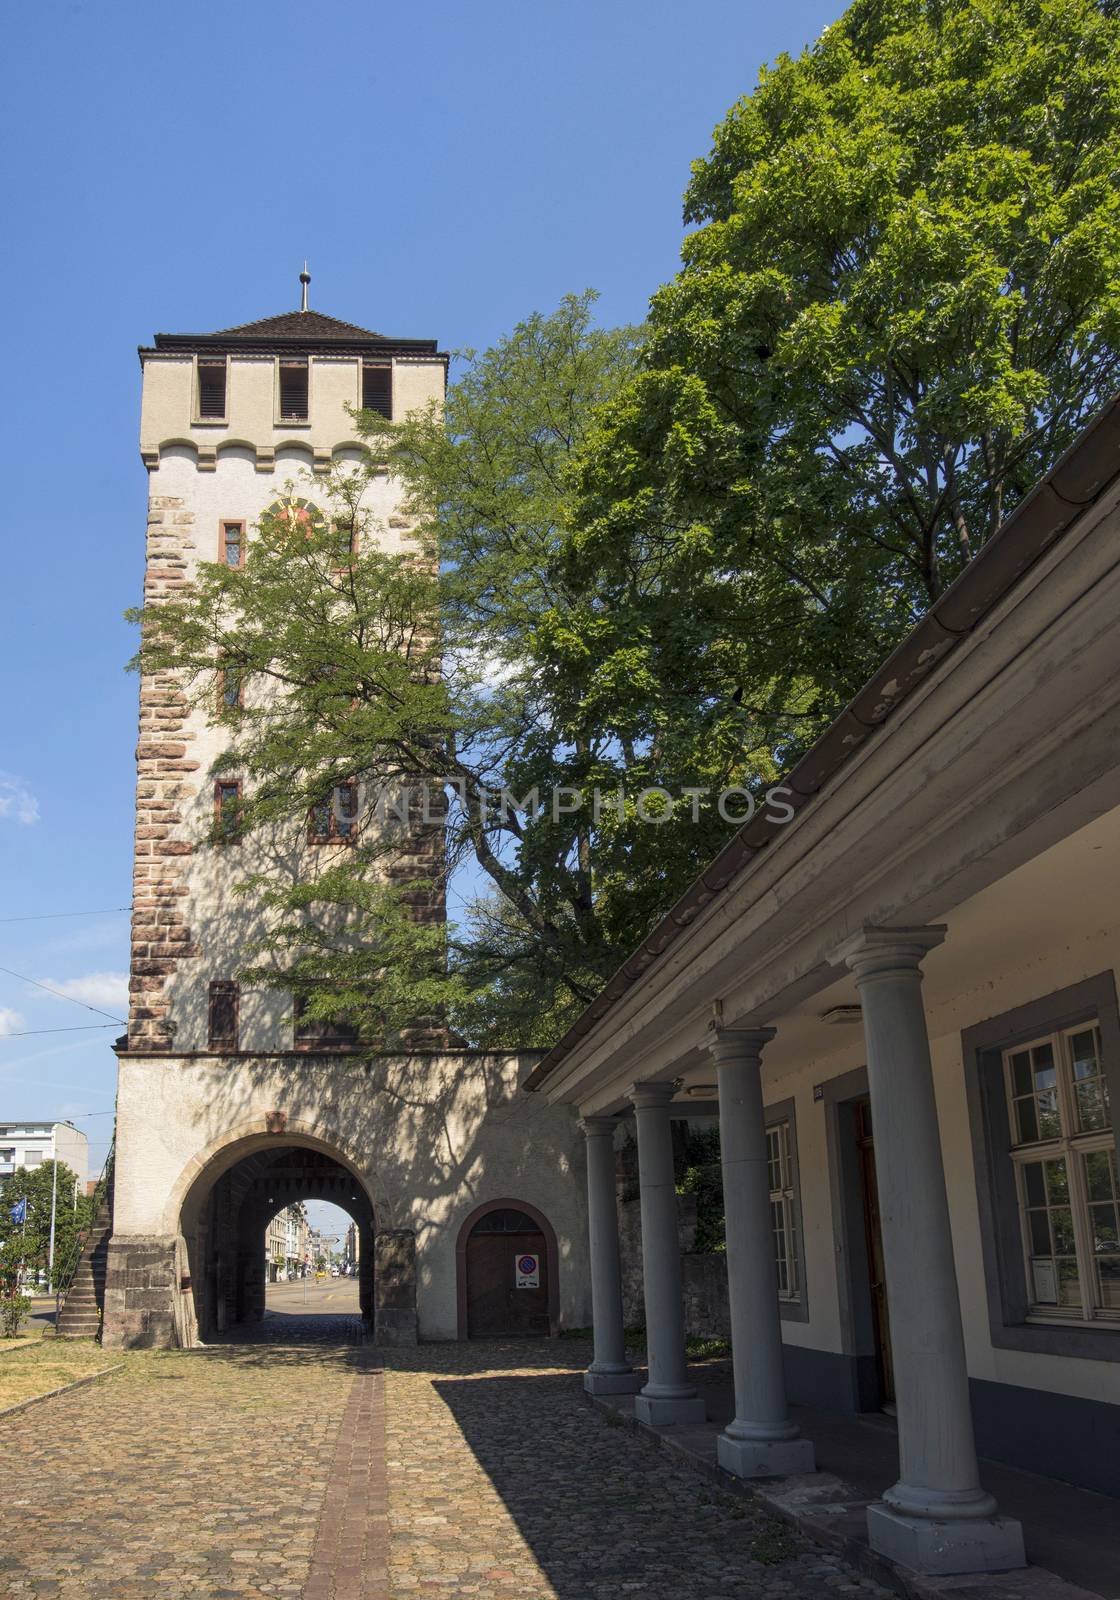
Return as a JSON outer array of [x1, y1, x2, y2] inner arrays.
[[0, 1330, 45, 1357], [0, 1340, 118, 1411], [749, 1516, 799, 1565], [685, 1335, 731, 1359]]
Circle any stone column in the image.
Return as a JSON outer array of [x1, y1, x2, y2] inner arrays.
[[580, 1116, 641, 1395], [839, 927, 1024, 1575], [709, 1029, 815, 1477], [628, 1082, 705, 1424]]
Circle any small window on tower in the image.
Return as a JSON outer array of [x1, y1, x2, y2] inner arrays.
[[361, 364, 392, 419], [218, 666, 244, 712], [279, 359, 309, 421], [308, 781, 359, 844], [208, 981, 239, 1051], [293, 992, 362, 1049], [214, 779, 244, 843], [220, 521, 244, 567], [197, 359, 227, 420]]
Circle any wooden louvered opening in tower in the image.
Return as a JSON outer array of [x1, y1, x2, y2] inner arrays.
[[361, 362, 392, 418], [197, 360, 227, 419], [279, 360, 309, 420]]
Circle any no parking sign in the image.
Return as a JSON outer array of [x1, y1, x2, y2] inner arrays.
[[515, 1252, 540, 1288]]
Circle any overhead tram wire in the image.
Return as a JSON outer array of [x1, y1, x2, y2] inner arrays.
[[1, 1023, 123, 1038], [0, 965, 126, 1024], [0, 906, 130, 924]]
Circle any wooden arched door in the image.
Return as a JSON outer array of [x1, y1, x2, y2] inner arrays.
[[464, 1206, 551, 1337]]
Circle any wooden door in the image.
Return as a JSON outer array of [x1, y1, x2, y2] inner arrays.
[[465, 1210, 550, 1337], [854, 1098, 895, 1405]]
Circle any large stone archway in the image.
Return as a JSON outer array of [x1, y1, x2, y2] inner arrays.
[[180, 1142, 378, 1344], [103, 1049, 591, 1348], [105, 1119, 399, 1349]]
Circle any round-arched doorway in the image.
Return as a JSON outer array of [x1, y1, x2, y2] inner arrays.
[[457, 1200, 557, 1338]]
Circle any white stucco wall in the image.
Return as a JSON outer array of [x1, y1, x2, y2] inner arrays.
[[113, 1049, 591, 1340], [142, 428, 428, 1054], [760, 807, 1120, 1409], [140, 352, 444, 464]]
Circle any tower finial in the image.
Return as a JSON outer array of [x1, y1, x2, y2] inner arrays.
[[299, 261, 311, 313]]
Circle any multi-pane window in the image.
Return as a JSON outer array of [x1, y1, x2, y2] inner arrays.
[[1004, 1023, 1118, 1322], [361, 363, 392, 418], [308, 782, 359, 844], [197, 358, 227, 419], [292, 993, 361, 1049], [218, 666, 243, 712], [214, 779, 244, 843], [767, 1120, 800, 1302], [208, 981, 239, 1051], [221, 520, 244, 567], [279, 359, 309, 420]]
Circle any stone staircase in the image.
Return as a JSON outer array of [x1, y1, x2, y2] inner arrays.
[[55, 1196, 112, 1340]]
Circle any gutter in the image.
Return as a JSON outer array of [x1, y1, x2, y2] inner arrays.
[[524, 397, 1120, 1093]]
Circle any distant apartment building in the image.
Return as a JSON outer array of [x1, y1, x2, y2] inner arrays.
[[0, 1122, 88, 1190], [264, 1203, 304, 1282], [343, 1221, 359, 1270]]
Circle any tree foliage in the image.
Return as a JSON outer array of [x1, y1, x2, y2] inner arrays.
[[567, 0, 1120, 749], [130, 0, 1120, 1043], [0, 1162, 92, 1289]]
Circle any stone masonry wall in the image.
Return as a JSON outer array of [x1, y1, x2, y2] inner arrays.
[[129, 492, 199, 1051]]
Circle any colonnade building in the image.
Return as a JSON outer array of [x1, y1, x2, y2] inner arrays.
[[527, 399, 1120, 1576]]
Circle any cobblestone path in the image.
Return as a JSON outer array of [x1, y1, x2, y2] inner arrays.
[[1, 1336, 890, 1600]]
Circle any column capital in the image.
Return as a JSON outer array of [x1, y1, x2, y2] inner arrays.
[[706, 1026, 776, 1067], [627, 1080, 679, 1111], [579, 1115, 619, 1139], [835, 924, 947, 982]]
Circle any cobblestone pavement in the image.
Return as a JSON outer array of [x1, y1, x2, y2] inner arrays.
[[216, 1312, 366, 1345], [1, 1333, 891, 1600]]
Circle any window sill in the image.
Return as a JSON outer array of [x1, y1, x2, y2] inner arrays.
[[275, 419, 311, 429], [192, 417, 229, 427], [990, 1315, 1119, 1360], [778, 1296, 809, 1324], [291, 1042, 366, 1053]]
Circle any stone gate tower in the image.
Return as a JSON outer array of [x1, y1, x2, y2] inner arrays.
[[103, 285, 590, 1348]]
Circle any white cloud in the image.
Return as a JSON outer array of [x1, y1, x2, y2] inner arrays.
[[37, 972, 129, 1012], [0, 772, 39, 825], [0, 1007, 26, 1037]]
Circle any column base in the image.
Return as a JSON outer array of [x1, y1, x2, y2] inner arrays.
[[717, 1432, 816, 1479], [867, 1503, 1026, 1576], [634, 1391, 706, 1425], [584, 1369, 643, 1396]]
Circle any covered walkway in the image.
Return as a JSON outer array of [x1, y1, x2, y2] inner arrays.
[[590, 1360, 1119, 1599]]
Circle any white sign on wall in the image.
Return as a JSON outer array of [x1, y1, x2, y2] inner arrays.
[[1031, 1259, 1058, 1305], [515, 1252, 540, 1289]]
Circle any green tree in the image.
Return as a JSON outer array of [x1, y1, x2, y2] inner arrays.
[[132, 296, 647, 1045], [0, 1162, 92, 1290], [568, 0, 1120, 756]]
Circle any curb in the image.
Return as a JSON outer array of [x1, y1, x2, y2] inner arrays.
[[0, 1362, 125, 1420], [583, 1391, 1099, 1600]]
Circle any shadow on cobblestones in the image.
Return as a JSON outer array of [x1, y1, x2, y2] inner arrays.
[[407, 1340, 889, 1600]]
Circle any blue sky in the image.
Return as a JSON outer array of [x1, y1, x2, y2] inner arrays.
[[1, 0, 840, 1176]]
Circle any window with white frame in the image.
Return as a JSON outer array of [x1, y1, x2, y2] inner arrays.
[[1004, 1022, 1119, 1322], [767, 1119, 800, 1302]]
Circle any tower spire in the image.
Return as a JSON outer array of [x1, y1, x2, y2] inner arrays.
[[299, 261, 311, 313]]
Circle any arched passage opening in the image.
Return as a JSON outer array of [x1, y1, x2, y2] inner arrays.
[[179, 1139, 376, 1343]]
